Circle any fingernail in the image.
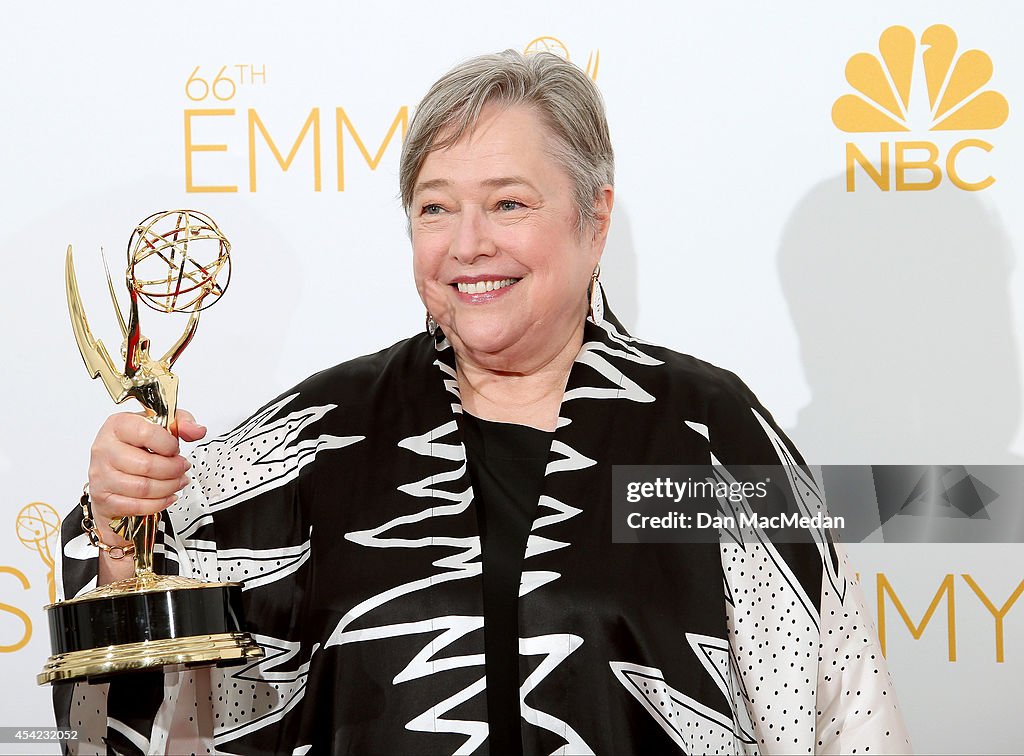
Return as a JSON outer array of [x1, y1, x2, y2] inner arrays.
[[183, 459, 192, 471]]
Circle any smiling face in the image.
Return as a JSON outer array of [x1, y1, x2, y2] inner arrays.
[[411, 103, 612, 374]]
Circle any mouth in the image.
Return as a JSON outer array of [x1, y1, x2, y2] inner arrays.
[[452, 277, 520, 295]]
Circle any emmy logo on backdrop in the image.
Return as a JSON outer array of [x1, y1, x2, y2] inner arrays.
[[17, 502, 60, 604], [38, 210, 263, 685]]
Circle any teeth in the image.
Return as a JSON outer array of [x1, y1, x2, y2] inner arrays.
[[456, 278, 517, 294]]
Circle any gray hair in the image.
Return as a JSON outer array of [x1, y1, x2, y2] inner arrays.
[[400, 49, 614, 231]]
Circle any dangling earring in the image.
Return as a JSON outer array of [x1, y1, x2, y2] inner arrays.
[[425, 312, 438, 336], [588, 265, 604, 325]]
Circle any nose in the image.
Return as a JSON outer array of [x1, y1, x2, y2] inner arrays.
[[449, 205, 496, 265]]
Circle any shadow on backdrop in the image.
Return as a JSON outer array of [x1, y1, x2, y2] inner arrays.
[[778, 175, 1023, 542], [602, 198, 638, 335], [779, 175, 1020, 466]]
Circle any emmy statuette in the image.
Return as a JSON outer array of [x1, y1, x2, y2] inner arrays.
[[38, 210, 264, 685]]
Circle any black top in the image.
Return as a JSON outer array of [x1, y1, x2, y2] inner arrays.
[[461, 413, 553, 756]]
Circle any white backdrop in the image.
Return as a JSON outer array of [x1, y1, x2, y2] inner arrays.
[[2, 1, 1022, 753]]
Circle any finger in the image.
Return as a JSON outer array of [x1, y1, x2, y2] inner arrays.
[[99, 470, 190, 503], [111, 414, 180, 456], [108, 445, 191, 480], [175, 409, 208, 443], [91, 493, 178, 521]]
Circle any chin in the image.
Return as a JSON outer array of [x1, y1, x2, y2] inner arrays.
[[448, 321, 521, 358]]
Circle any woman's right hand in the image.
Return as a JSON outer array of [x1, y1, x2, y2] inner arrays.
[[87, 409, 207, 579]]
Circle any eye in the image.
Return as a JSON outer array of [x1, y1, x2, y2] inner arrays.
[[421, 203, 445, 215], [496, 199, 525, 212]]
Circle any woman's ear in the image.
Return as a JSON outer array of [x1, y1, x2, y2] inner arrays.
[[592, 185, 615, 243]]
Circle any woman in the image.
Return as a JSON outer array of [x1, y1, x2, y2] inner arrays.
[[61, 51, 911, 755]]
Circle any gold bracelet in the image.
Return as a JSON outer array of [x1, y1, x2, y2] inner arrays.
[[79, 484, 135, 560]]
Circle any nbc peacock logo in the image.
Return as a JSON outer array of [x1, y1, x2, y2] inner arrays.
[[832, 25, 1009, 192]]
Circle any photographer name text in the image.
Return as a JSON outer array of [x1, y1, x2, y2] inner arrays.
[[626, 511, 845, 530]]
